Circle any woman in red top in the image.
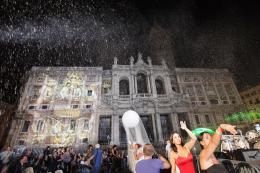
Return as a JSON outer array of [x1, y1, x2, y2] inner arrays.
[[169, 121, 197, 173]]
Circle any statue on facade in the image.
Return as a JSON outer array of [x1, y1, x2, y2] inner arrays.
[[162, 58, 167, 68], [147, 56, 152, 66], [137, 52, 144, 64], [114, 57, 118, 65], [130, 56, 134, 66]]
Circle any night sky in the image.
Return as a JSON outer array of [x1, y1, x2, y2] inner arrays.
[[0, 0, 260, 104]]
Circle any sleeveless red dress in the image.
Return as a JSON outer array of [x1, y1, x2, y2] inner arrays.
[[176, 153, 196, 173]]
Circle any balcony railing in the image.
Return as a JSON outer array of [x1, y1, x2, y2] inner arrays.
[[136, 93, 151, 98], [157, 94, 167, 99], [191, 101, 207, 106], [119, 95, 131, 100]]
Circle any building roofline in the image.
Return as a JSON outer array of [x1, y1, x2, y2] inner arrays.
[[175, 68, 230, 73]]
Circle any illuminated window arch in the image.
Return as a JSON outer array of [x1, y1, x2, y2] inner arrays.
[[137, 73, 148, 93], [119, 78, 130, 95], [155, 77, 165, 94]]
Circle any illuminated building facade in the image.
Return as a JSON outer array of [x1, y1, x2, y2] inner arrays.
[[240, 84, 260, 111], [9, 53, 243, 147]]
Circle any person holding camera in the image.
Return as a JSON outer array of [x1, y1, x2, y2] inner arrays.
[[135, 144, 170, 173]]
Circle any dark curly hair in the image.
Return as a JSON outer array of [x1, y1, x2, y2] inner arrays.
[[170, 132, 185, 153]]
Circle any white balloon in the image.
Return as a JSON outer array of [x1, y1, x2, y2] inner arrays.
[[122, 110, 140, 128]]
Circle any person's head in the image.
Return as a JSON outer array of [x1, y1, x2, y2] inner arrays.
[[170, 132, 184, 152], [112, 145, 117, 150], [20, 155, 28, 164], [198, 132, 211, 149], [95, 143, 100, 149], [88, 145, 93, 150], [143, 144, 155, 157]]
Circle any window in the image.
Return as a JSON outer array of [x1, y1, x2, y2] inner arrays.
[[70, 120, 76, 131], [185, 85, 194, 97], [103, 88, 108, 94], [205, 115, 211, 124], [256, 98, 260, 104], [137, 73, 148, 93], [249, 100, 253, 105], [84, 120, 89, 130], [85, 105, 91, 109], [194, 115, 200, 125], [160, 115, 172, 141], [171, 81, 176, 92], [155, 79, 165, 94], [21, 121, 30, 132], [87, 90, 92, 96], [99, 116, 111, 145], [140, 115, 154, 142], [41, 105, 48, 109], [72, 105, 79, 109], [28, 105, 35, 110], [209, 99, 218, 104], [32, 85, 41, 95], [18, 140, 25, 145], [119, 79, 130, 95], [36, 120, 44, 132], [223, 101, 229, 104]]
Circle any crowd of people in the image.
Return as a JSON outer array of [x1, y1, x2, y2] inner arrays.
[[0, 121, 239, 173], [0, 144, 129, 173]]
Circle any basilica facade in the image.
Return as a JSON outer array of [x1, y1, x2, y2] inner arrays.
[[8, 52, 243, 147]]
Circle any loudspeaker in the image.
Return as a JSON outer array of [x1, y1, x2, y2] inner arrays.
[[241, 150, 260, 161]]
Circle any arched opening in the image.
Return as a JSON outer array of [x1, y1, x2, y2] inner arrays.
[[137, 73, 148, 93], [155, 78, 165, 94], [119, 79, 130, 95]]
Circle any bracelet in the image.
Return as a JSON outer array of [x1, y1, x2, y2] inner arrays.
[[217, 126, 224, 133], [215, 130, 222, 136]]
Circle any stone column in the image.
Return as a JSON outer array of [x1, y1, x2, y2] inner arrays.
[[165, 74, 173, 95], [201, 84, 210, 105], [222, 83, 231, 104], [193, 85, 199, 101], [155, 113, 163, 142], [131, 72, 135, 95], [135, 76, 138, 94], [151, 113, 158, 142], [150, 72, 157, 97], [91, 113, 99, 144], [213, 83, 221, 102], [147, 76, 151, 94], [112, 115, 120, 145]]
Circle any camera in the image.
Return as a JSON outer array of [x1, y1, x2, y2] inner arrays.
[[152, 153, 159, 159]]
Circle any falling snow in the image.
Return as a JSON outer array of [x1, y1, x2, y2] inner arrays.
[[0, 0, 260, 104]]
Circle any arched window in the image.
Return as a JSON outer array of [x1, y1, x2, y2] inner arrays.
[[137, 73, 148, 93], [119, 79, 130, 95], [155, 78, 165, 94]]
